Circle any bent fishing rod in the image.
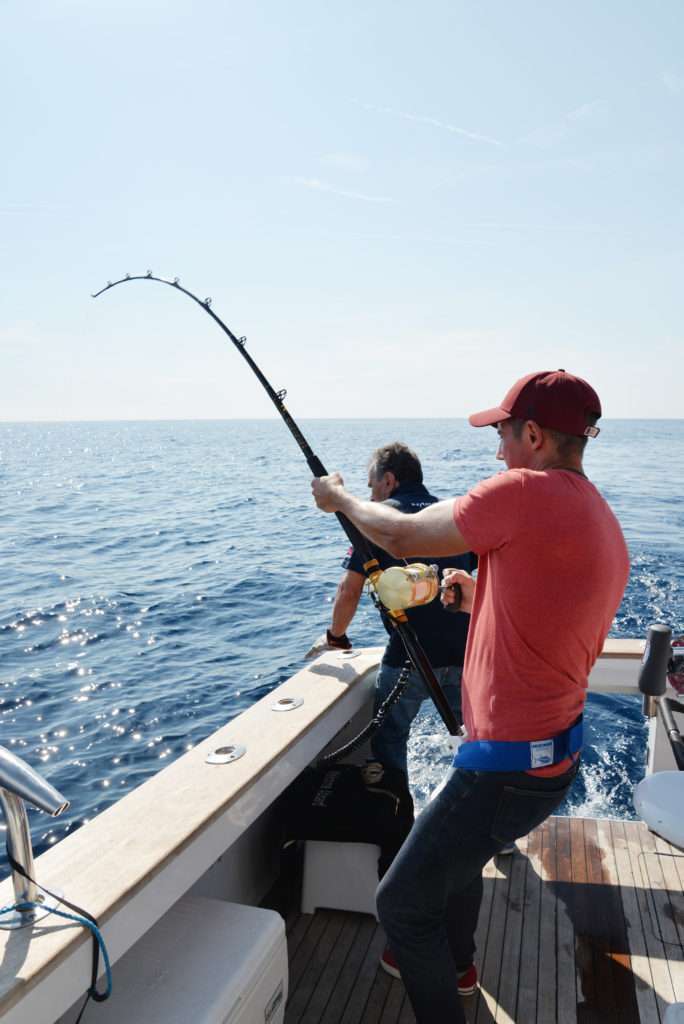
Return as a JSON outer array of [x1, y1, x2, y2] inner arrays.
[[91, 272, 459, 738]]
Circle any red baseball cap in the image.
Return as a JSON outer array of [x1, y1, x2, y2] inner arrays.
[[468, 369, 602, 437]]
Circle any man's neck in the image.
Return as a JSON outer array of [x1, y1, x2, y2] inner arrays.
[[534, 453, 586, 476], [391, 480, 425, 495]]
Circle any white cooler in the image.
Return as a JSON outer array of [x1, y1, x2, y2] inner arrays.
[[63, 896, 287, 1024]]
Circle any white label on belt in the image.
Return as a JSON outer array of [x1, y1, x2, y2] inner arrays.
[[447, 729, 467, 753], [530, 739, 554, 768]]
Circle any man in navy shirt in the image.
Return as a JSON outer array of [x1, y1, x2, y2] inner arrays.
[[322, 442, 476, 777]]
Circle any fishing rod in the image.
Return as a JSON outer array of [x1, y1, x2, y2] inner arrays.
[[92, 272, 460, 737]]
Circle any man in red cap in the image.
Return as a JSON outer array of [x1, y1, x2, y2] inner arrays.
[[311, 370, 629, 1023]]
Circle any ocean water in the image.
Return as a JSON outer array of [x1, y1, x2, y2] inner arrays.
[[0, 419, 681, 875]]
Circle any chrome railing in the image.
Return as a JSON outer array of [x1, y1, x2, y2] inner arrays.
[[0, 745, 69, 925]]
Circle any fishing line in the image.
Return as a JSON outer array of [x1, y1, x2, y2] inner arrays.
[[92, 273, 460, 738], [317, 660, 413, 766], [3, 847, 112, 1020]]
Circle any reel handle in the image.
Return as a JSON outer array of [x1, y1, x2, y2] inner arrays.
[[442, 583, 463, 614]]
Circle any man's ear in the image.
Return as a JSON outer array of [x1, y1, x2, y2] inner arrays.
[[384, 471, 398, 494], [525, 420, 544, 450]]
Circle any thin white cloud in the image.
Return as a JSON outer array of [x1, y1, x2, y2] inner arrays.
[[294, 177, 394, 203], [518, 100, 604, 146], [661, 70, 684, 95], [464, 220, 607, 234], [1, 202, 38, 215], [356, 101, 503, 146], [566, 100, 604, 122], [0, 200, 64, 215], [320, 152, 369, 173]]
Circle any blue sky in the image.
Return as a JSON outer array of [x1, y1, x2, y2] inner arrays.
[[2, 1, 683, 420]]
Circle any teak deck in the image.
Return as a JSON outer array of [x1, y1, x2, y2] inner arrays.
[[281, 815, 684, 1024]]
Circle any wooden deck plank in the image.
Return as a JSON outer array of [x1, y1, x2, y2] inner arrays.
[[569, 816, 600, 1020], [578, 817, 608, 1018], [590, 817, 641, 1023], [338, 924, 388, 1024], [637, 823, 684, 1004], [283, 815, 683, 1024], [639, 825, 682, 947], [517, 828, 542, 1022], [299, 914, 366, 1024], [665, 830, 684, 899], [318, 915, 378, 1024], [653, 833, 684, 950], [653, 832, 684, 1007], [608, 818, 661, 1024], [361, 968, 393, 1024], [571, 815, 636, 1023], [554, 816, 578, 1024], [287, 910, 348, 1022], [288, 911, 337, 1004], [397, 994, 416, 1024], [632, 818, 684, 1012], [495, 841, 528, 1022], [470, 845, 498, 1021], [377, 976, 406, 1024], [288, 911, 315, 958], [537, 818, 560, 1023], [623, 819, 677, 1017], [474, 855, 510, 1022]]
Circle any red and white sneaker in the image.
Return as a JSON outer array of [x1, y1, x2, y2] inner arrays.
[[380, 947, 478, 996], [379, 946, 401, 979], [498, 841, 517, 856], [457, 964, 478, 996]]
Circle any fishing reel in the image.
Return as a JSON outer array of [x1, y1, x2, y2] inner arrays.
[[370, 563, 440, 614]]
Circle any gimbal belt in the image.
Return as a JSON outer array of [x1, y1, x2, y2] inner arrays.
[[452, 716, 583, 772]]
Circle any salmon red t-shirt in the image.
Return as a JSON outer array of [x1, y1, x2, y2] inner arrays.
[[453, 469, 629, 772]]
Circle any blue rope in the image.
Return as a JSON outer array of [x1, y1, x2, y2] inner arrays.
[[0, 900, 112, 999]]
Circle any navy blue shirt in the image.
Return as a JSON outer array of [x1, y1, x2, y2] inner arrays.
[[342, 482, 477, 669]]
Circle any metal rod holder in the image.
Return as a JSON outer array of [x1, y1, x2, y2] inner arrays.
[[0, 747, 70, 929], [0, 789, 37, 908]]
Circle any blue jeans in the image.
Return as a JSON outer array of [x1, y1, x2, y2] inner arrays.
[[371, 660, 463, 777], [375, 761, 579, 1022]]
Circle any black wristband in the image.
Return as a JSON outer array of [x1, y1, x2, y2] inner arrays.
[[326, 629, 352, 650]]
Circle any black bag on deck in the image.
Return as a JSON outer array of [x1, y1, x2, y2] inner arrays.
[[283, 763, 414, 878]]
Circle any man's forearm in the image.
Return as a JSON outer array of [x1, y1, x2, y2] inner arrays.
[[335, 492, 408, 557], [330, 591, 358, 636], [330, 571, 365, 635], [334, 490, 468, 558]]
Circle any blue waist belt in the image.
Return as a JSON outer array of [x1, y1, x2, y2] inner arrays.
[[452, 717, 583, 772]]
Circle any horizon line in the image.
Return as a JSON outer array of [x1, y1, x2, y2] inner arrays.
[[1, 416, 682, 425]]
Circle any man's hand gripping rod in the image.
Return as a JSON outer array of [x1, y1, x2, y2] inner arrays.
[[92, 273, 460, 736]]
